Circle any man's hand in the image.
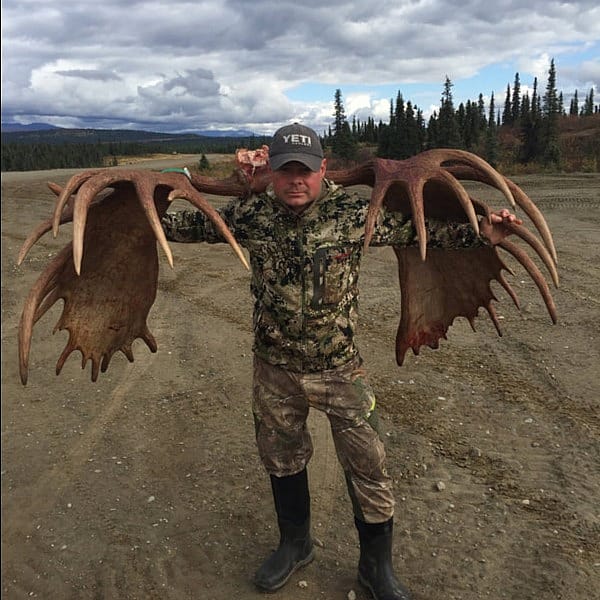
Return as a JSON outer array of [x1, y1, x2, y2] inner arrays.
[[480, 209, 523, 245]]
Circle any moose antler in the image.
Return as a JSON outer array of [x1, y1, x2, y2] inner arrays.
[[18, 169, 249, 384], [327, 149, 558, 364]]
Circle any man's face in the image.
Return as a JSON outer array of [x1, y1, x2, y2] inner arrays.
[[271, 159, 327, 212]]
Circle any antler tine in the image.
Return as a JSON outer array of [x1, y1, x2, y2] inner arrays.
[[72, 179, 109, 276], [404, 179, 428, 261], [18, 216, 66, 265], [364, 177, 429, 260], [496, 269, 521, 311], [52, 170, 103, 237], [503, 178, 558, 264], [95, 327, 156, 379], [483, 302, 503, 336], [471, 196, 493, 219], [18, 246, 72, 384], [363, 181, 391, 250], [471, 196, 558, 285], [70, 170, 155, 275], [445, 164, 557, 264], [32, 287, 62, 324], [498, 238, 558, 323], [131, 170, 249, 271], [505, 222, 559, 286], [325, 161, 376, 188], [168, 187, 250, 270], [19, 187, 75, 265], [437, 170, 481, 236], [47, 181, 63, 196], [326, 160, 432, 259], [428, 149, 516, 210], [131, 174, 176, 269], [55, 331, 89, 379], [339, 159, 429, 257]]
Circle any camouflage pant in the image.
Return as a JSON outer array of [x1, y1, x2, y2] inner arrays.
[[252, 355, 395, 523]]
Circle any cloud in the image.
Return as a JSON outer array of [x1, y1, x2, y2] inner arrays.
[[55, 69, 122, 82], [2, 0, 599, 134]]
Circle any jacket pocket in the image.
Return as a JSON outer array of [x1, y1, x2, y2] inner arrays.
[[311, 245, 354, 308]]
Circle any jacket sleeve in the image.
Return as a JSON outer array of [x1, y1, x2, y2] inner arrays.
[[370, 207, 487, 249], [161, 198, 241, 244]]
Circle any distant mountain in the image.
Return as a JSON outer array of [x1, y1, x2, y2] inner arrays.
[[1, 124, 271, 171], [1, 122, 259, 139], [193, 129, 257, 137], [1, 122, 61, 133]]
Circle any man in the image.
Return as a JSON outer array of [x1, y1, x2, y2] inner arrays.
[[162, 123, 519, 600]]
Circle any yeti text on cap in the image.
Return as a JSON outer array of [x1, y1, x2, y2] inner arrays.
[[283, 134, 312, 147]]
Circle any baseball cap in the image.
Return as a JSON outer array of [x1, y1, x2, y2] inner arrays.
[[269, 123, 324, 172]]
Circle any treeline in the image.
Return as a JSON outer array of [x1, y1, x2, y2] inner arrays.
[[325, 58, 599, 171], [1, 134, 269, 172]]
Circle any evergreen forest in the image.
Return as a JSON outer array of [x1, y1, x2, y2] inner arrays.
[[325, 59, 598, 173]]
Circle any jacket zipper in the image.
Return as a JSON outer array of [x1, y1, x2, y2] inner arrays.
[[298, 220, 307, 370]]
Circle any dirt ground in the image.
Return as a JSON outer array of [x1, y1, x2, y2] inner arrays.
[[2, 157, 599, 600]]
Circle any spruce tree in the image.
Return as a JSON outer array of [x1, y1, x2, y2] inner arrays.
[[457, 102, 467, 145], [376, 98, 395, 158], [485, 92, 499, 166], [520, 91, 539, 163], [570, 90, 579, 116], [331, 88, 357, 160], [437, 76, 462, 148], [584, 88, 595, 116], [541, 58, 561, 167], [391, 92, 407, 158], [478, 93, 487, 132], [198, 154, 210, 171], [405, 101, 421, 156], [427, 110, 439, 149], [502, 84, 512, 125], [521, 92, 531, 121], [511, 73, 521, 124], [558, 92, 565, 116], [462, 99, 481, 151], [532, 77, 541, 119]]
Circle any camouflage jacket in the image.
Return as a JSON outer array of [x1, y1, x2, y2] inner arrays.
[[162, 179, 484, 373]]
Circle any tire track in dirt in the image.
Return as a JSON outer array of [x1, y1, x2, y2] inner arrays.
[[2, 351, 160, 549]]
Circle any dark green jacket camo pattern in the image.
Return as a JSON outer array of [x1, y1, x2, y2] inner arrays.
[[162, 179, 483, 373]]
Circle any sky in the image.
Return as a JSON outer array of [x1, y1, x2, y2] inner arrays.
[[2, 0, 599, 137]]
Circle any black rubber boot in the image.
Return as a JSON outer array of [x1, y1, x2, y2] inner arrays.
[[355, 517, 412, 600], [254, 469, 315, 592]]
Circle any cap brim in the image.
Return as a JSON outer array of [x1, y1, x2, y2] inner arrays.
[[270, 153, 323, 172]]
